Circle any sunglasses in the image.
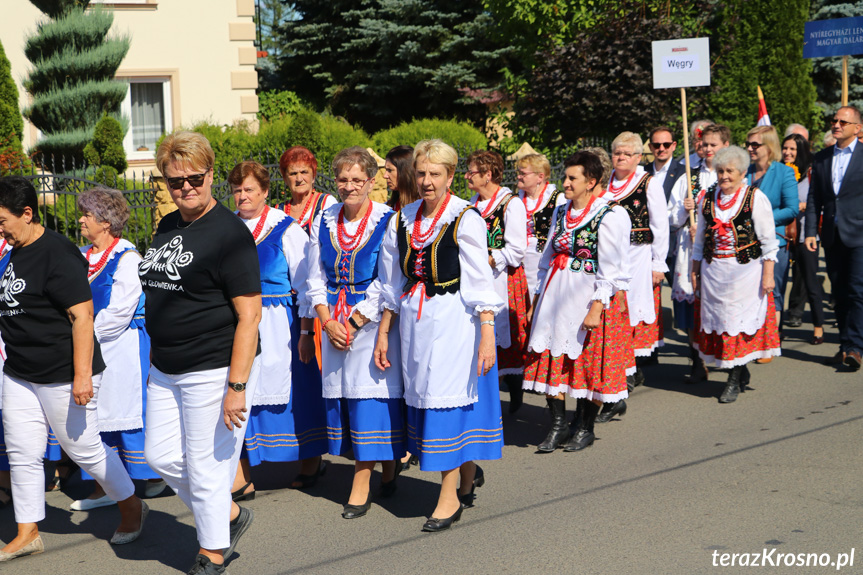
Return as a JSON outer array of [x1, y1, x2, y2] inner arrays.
[[650, 142, 675, 149], [745, 142, 763, 150], [166, 170, 209, 190], [830, 118, 858, 127]]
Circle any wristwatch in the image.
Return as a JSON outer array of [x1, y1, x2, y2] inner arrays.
[[228, 381, 246, 392], [480, 320, 495, 327], [300, 329, 315, 336], [348, 317, 361, 331]]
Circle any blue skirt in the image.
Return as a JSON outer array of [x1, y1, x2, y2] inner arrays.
[[407, 363, 504, 472], [0, 414, 75, 469], [244, 303, 328, 465], [83, 327, 158, 481], [325, 397, 407, 462], [673, 299, 696, 331]]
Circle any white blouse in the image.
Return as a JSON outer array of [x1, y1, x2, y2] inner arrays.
[[692, 186, 779, 262]]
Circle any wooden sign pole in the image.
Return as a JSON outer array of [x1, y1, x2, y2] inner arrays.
[[680, 87, 695, 227], [842, 55, 849, 106]]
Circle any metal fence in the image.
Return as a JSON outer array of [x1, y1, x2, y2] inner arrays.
[[6, 139, 612, 251]]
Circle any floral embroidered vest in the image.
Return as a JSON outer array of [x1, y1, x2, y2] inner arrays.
[[482, 192, 517, 251], [550, 204, 614, 275], [616, 173, 653, 245], [701, 186, 763, 264], [531, 188, 562, 252], [397, 206, 474, 297]]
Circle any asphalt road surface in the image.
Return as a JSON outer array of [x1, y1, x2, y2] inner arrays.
[[4, 289, 861, 575]]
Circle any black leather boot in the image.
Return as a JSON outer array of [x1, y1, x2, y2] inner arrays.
[[739, 364, 750, 390], [634, 367, 646, 387], [595, 399, 627, 423], [626, 374, 635, 393], [684, 346, 708, 384], [505, 374, 524, 414], [569, 397, 583, 432], [564, 399, 600, 452], [537, 397, 569, 453], [719, 366, 742, 403]]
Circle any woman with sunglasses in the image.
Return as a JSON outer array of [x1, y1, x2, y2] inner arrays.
[[141, 132, 261, 575], [305, 147, 405, 520], [781, 134, 824, 345], [274, 145, 335, 489], [745, 126, 799, 353], [375, 139, 503, 532], [465, 150, 529, 415], [227, 161, 328, 505]]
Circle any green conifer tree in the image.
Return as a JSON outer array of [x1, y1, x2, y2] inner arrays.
[[22, 0, 130, 168], [0, 38, 28, 174]]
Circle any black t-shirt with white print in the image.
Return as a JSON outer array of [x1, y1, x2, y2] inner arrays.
[[140, 202, 261, 375], [0, 228, 105, 383]]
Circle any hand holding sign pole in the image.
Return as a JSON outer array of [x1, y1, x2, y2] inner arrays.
[[652, 38, 711, 228]]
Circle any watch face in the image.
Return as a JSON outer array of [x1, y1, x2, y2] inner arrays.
[[230, 382, 246, 392]]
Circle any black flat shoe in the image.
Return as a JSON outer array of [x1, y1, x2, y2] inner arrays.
[[342, 493, 372, 519], [459, 465, 485, 508], [422, 506, 463, 532], [289, 459, 327, 490], [595, 400, 627, 423], [231, 481, 255, 502]]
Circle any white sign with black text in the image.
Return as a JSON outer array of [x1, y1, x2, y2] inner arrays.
[[652, 38, 711, 89]]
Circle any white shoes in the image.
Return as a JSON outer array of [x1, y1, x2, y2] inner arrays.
[[70, 494, 116, 511], [0, 535, 44, 562], [144, 479, 168, 498], [110, 501, 148, 545]]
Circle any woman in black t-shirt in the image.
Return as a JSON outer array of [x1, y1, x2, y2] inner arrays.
[[0, 177, 146, 562], [141, 132, 262, 575]]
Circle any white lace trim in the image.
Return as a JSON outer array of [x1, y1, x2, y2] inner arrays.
[[634, 339, 664, 356], [97, 416, 143, 433], [473, 303, 501, 316], [399, 195, 471, 236], [321, 201, 391, 237], [652, 260, 670, 273], [404, 392, 479, 409], [354, 297, 381, 324], [527, 339, 584, 361], [519, 183, 558, 212], [498, 367, 523, 376], [522, 380, 629, 403], [695, 345, 781, 369], [761, 253, 779, 263], [593, 282, 614, 307], [252, 394, 292, 407], [323, 387, 402, 400], [84, 238, 137, 265]]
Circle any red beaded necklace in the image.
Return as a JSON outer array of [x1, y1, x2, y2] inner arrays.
[[608, 171, 637, 197], [288, 191, 319, 226], [717, 185, 744, 211], [250, 205, 270, 241], [565, 195, 596, 229], [475, 187, 502, 218], [522, 182, 549, 219], [86, 236, 121, 277], [411, 192, 451, 250], [337, 199, 372, 251], [0, 240, 6, 253]]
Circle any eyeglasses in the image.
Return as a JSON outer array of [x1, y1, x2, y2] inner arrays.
[[650, 142, 675, 149], [335, 177, 371, 189], [830, 118, 859, 127], [166, 170, 209, 190], [611, 151, 640, 159], [465, 170, 482, 178], [745, 142, 763, 150], [516, 170, 537, 177]]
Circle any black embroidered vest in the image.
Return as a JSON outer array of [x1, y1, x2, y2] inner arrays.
[[397, 206, 475, 297], [480, 192, 517, 251], [531, 188, 562, 252], [616, 173, 654, 245], [551, 204, 613, 274], [701, 186, 763, 264]]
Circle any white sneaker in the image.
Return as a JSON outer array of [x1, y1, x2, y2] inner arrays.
[[144, 479, 168, 498], [70, 494, 116, 511]]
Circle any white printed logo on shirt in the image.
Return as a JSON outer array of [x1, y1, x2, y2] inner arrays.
[[139, 236, 194, 281], [0, 264, 26, 307]]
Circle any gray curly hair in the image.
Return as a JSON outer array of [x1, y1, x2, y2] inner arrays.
[[77, 187, 130, 237]]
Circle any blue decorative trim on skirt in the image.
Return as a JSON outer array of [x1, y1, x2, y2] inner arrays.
[[325, 397, 407, 462]]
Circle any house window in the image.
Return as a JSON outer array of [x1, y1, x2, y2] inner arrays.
[[120, 77, 172, 160]]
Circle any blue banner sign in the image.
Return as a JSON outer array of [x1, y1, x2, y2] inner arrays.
[[803, 17, 863, 59]]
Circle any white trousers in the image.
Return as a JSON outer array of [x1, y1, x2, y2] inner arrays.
[[2, 374, 135, 524], [144, 359, 259, 550]]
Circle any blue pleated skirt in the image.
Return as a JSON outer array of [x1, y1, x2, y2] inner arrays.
[[407, 363, 504, 472], [673, 299, 697, 331], [325, 397, 407, 462], [244, 303, 329, 465], [83, 326, 159, 480]]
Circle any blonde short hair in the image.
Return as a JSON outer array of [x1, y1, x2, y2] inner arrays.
[[156, 131, 215, 175], [516, 154, 551, 178], [582, 147, 613, 189], [611, 132, 643, 154], [747, 125, 781, 163], [413, 139, 458, 176]]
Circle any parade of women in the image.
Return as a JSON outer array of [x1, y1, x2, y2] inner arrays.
[[0, 106, 860, 573]]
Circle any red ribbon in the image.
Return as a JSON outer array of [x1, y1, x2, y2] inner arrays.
[[542, 253, 570, 296], [333, 286, 351, 347], [401, 282, 428, 320], [710, 218, 733, 236]]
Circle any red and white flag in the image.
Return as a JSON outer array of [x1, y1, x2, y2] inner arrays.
[[757, 86, 771, 126]]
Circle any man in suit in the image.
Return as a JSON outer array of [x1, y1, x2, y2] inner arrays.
[[805, 105, 863, 370], [646, 127, 687, 287]]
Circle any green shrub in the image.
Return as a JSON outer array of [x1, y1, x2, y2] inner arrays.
[[257, 90, 304, 122], [371, 118, 488, 155], [82, 113, 126, 172], [318, 115, 372, 168]]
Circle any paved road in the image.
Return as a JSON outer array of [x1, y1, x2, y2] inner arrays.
[[5, 290, 862, 574]]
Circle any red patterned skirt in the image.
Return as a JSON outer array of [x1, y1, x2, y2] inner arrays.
[[523, 291, 631, 402], [632, 284, 664, 356], [695, 293, 781, 368], [498, 265, 531, 375]]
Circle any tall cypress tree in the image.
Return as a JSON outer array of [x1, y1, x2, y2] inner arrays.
[[22, 0, 130, 168], [706, 0, 819, 143], [0, 38, 27, 174], [810, 1, 863, 124]]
